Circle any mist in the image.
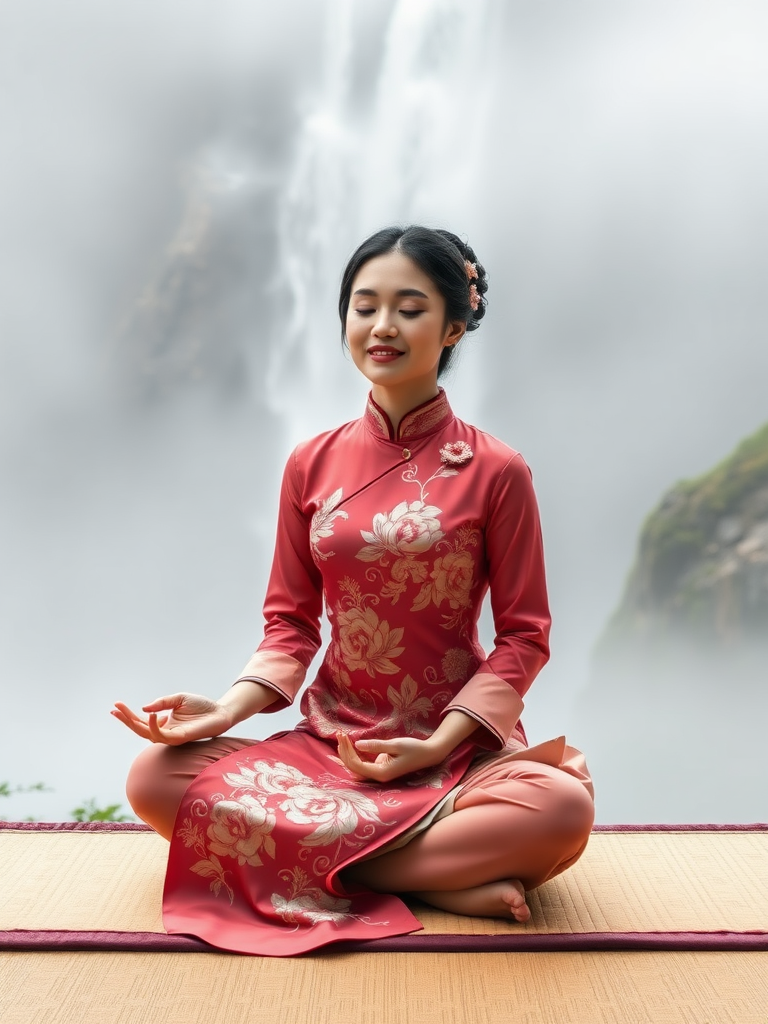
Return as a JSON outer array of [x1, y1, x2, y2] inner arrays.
[[1, 0, 766, 823]]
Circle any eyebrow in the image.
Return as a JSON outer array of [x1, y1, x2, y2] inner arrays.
[[352, 288, 429, 299]]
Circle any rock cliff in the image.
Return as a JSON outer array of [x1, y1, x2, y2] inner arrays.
[[599, 421, 768, 653], [572, 422, 768, 823]]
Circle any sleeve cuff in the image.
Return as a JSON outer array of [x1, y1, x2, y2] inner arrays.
[[234, 650, 307, 713], [442, 671, 525, 750]]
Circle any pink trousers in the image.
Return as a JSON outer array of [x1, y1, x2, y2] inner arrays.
[[127, 734, 594, 894]]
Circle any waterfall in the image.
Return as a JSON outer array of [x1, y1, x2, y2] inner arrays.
[[269, 0, 496, 445]]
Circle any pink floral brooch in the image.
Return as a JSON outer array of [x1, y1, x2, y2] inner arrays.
[[439, 440, 474, 467]]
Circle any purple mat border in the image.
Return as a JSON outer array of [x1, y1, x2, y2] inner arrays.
[[592, 823, 768, 832], [2, 928, 767, 954], [3, 822, 765, 954], [2, 821, 766, 833], [0, 821, 152, 832]]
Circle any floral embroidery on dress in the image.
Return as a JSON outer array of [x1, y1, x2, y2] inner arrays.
[[400, 459, 460, 497], [304, 640, 379, 737], [190, 853, 235, 904], [271, 868, 354, 925], [356, 499, 442, 605], [271, 867, 389, 929], [310, 488, 348, 561], [440, 647, 475, 683], [355, 455, 468, 605], [304, 678, 377, 739], [420, 648, 480, 693], [207, 796, 277, 866], [357, 500, 444, 560], [176, 756, 403, 905], [380, 674, 437, 736], [336, 577, 404, 676], [176, 792, 277, 903], [176, 814, 239, 904], [411, 524, 481, 632], [223, 760, 390, 849]]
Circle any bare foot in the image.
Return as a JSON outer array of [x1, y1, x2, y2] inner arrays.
[[414, 878, 531, 923]]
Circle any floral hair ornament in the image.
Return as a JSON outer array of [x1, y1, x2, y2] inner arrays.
[[464, 261, 481, 310], [439, 440, 474, 467]]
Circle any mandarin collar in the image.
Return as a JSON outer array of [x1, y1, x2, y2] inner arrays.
[[364, 388, 454, 442]]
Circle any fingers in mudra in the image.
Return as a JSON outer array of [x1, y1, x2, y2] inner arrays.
[[112, 693, 227, 745], [336, 734, 428, 782]]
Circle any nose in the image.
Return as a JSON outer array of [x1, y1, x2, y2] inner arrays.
[[372, 309, 397, 337]]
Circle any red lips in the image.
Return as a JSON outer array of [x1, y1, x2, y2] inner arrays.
[[367, 347, 405, 363]]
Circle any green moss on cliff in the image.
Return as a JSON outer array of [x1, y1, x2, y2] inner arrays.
[[597, 420, 768, 656], [641, 421, 768, 596]]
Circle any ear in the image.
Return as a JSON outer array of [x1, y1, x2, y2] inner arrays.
[[444, 321, 466, 347]]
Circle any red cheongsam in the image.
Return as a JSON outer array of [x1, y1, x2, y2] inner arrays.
[[163, 389, 551, 955]]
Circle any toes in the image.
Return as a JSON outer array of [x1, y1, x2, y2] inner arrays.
[[513, 902, 531, 922], [501, 881, 530, 921], [500, 881, 525, 906], [507, 898, 530, 922]]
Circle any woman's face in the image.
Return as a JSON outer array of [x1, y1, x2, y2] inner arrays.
[[346, 251, 464, 402]]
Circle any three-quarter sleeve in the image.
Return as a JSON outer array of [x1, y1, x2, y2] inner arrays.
[[442, 452, 551, 749], [234, 449, 323, 712]]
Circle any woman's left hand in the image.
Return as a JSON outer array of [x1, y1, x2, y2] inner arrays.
[[336, 733, 444, 782]]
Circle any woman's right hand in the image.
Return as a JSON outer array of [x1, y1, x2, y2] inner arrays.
[[111, 693, 234, 746]]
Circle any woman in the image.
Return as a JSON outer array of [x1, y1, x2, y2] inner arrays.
[[114, 226, 594, 956]]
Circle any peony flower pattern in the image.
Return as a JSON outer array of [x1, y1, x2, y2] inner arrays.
[[224, 760, 311, 799], [410, 523, 481, 631], [337, 604, 404, 676], [415, 550, 474, 611], [357, 500, 444, 560], [223, 759, 390, 848], [206, 795, 276, 866], [334, 577, 404, 676], [355, 451, 474, 606], [279, 782, 385, 848]]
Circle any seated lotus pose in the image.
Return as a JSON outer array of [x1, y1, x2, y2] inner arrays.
[[114, 225, 595, 956]]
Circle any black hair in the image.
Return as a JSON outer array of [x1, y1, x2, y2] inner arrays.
[[338, 225, 488, 378]]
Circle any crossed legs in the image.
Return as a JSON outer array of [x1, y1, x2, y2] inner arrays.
[[342, 761, 595, 921], [126, 739, 594, 923]]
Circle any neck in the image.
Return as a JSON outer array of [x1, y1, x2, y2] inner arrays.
[[370, 382, 441, 436]]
